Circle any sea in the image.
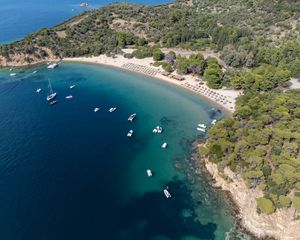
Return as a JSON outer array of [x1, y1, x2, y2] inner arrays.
[[0, 1, 250, 239]]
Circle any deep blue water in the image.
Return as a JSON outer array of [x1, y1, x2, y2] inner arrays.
[[0, 63, 243, 239], [0, 0, 172, 44]]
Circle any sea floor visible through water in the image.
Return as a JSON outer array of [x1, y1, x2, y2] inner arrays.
[[0, 63, 249, 239]]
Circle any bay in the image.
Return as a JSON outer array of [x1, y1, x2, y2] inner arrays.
[[0, 63, 239, 239]]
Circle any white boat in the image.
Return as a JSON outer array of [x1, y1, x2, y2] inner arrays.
[[33, 70, 38, 74], [198, 123, 207, 128], [80, 2, 89, 7], [49, 100, 57, 105], [153, 126, 163, 134], [46, 79, 57, 101], [197, 127, 206, 132], [164, 189, 171, 198], [211, 119, 217, 125], [36, 88, 42, 93], [109, 107, 116, 112], [147, 169, 152, 177], [10, 73, 16, 76], [161, 142, 168, 148], [65, 95, 73, 99], [70, 85, 76, 89], [94, 107, 100, 112], [128, 113, 136, 122], [47, 63, 58, 69], [9, 68, 13, 72], [127, 130, 133, 137]]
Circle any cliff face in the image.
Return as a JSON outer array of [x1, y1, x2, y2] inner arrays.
[[0, 47, 59, 68], [204, 159, 300, 240]]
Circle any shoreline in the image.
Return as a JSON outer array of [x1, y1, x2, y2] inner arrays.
[[201, 156, 300, 240], [63, 54, 241, 114]]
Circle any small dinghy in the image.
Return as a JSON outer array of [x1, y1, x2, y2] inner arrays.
[[161, 142, 168, 149], [109, 107, 116, 112], [147, 169, 152, 177], [65, 95, 73, 99], [70, 85, 76, 89], [127, 130, 133, 137], [33, 70, 38, 74], [10, 73, 16, 76], [94, 107, 100, 112], [49, 100, 57, 105], [36, 88, 42, 93]]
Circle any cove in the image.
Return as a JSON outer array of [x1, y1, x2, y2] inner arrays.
[[0, 63, 239, 239]]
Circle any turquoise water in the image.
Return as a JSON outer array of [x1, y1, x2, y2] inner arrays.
[[0, 0, 172, 44], [0, 63, 243, 239]]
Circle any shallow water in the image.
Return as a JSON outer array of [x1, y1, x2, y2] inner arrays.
[[0, 63, 244, 239]]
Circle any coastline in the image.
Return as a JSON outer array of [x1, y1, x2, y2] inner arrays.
[[202, 157, 300, 240], [63, 54, 241, 114]]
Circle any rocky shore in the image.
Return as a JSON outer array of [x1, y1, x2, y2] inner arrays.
[[203, 158, 300, 240], [0, 47, 59, 67]]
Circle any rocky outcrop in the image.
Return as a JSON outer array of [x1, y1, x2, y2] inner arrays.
[[0, 47, 60, 68], [204, 159, 300, 240]]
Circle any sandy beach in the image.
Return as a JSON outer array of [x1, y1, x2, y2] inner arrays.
[[63, 54, 242, 113]]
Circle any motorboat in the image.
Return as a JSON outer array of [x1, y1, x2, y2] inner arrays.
[[10, 73, 16, 76], [153, 126, 163, 134], [80, 2, 89, 7], [161, 142, 168, 148], [46, 79, 57, 101], [94, 107, 100, 112], [70, 85, 76, 89], [164, 188, 171, 198], [33, 70, 38, 74], [147, 169, 152, 177], [127, 130, 133, 137], [47, 63, 58, 69], [109, 107, 117, 112], [198, 123, 206, 128], [65, 95, 73, 99], [128, 113, 136, 122], [36, 88, 42, 93], [197, 127, 206, 132]]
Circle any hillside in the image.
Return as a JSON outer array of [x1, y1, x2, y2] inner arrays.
[[1, 0, 300, 68], [1, 0, 300, 237]]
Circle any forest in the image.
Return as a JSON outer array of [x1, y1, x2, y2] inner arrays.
[[201, 89, 300, 214]]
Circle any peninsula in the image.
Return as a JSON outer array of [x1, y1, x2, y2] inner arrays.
[[1, 0, 300, 239]]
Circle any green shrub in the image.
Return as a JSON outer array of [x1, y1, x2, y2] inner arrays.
[[256, 197, 276, 214]]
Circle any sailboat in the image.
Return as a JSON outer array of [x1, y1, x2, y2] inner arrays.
[[46, 79, 57, 102]]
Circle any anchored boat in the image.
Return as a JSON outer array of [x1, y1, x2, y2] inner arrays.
[[164, 188, 171, 198], [128, 113, 136, 122], [127, 130, 133, 137], [46, 79, 57, 102], [161, 142, 168, 148]]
